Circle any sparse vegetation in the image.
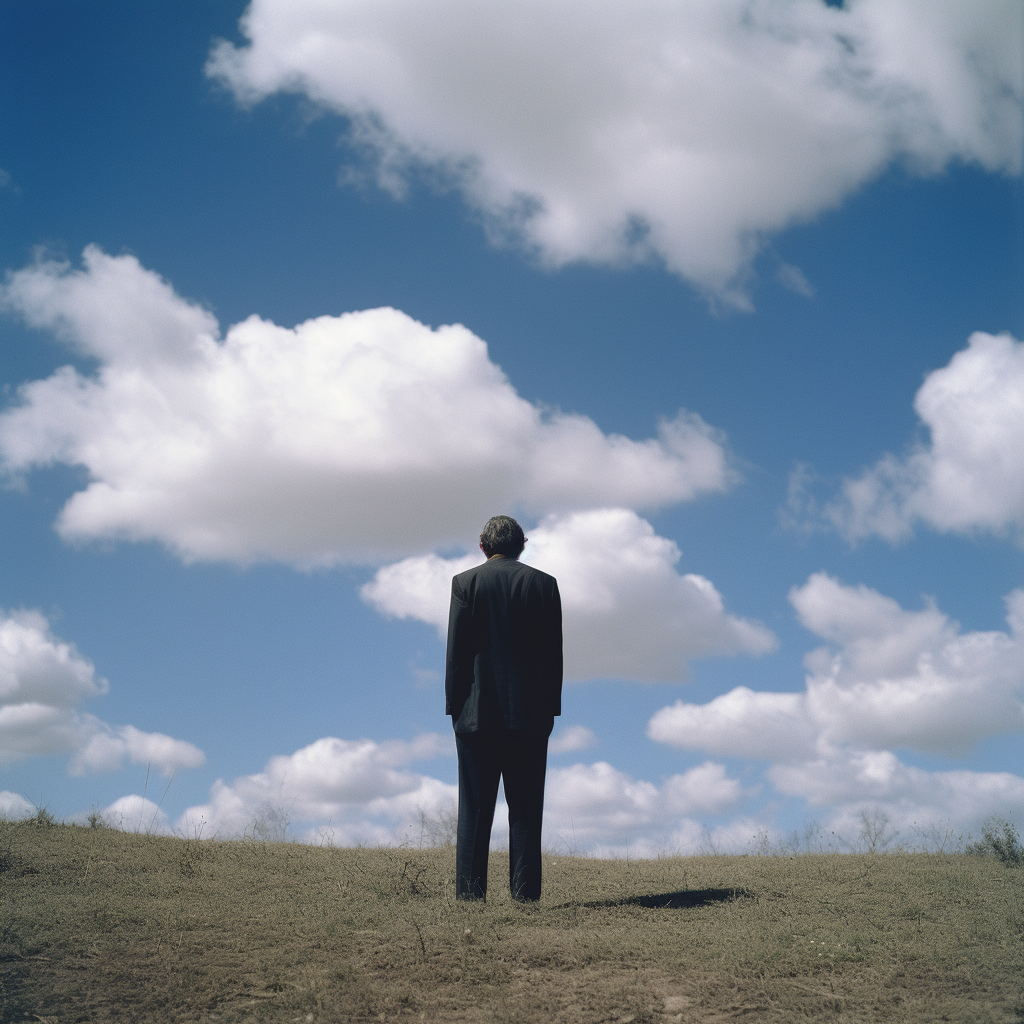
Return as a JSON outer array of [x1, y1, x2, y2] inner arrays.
[[248, 803, 291, 843], [1, 820, 1021, 1022], [28, 806, 55, 828], [967, 816, 1024, 867], [86, 807, 109, 830]]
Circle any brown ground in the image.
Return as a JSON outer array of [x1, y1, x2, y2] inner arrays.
[[2, 821, 1021, 1022]]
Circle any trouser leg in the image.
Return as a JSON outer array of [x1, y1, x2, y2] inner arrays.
[[455, 732, 501, 900], [501, 731, 549, 902]]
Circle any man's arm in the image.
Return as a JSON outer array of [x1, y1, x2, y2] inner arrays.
[[547, 579, 563, 718], [444, 575, 470, 718]]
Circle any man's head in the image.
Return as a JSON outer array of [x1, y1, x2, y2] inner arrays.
[[479, 515, 526, 559]]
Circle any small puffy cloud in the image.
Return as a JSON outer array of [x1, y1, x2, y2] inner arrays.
[[102, 795, 172, 835], [362, 552, 481, 626], [648, 686, 817, 761], [0, 608, 204, 776], [549, 725, 596, 755], [1, 248, 731, 565], [362, 509, 776, 681], [70, 723, 205, 777], [209, 0, 1022, 301], [650, 575, 1024, 760], [177, 733, 455, 843], [0, 791, 34, 820], [823, 332, 1024, 544]]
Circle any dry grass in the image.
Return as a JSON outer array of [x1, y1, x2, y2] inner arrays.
[[1, 820, 1021, 1022]]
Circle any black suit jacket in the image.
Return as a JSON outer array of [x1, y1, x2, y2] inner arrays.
[[445, 556, 562, 733]]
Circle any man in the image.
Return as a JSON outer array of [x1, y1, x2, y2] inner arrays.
[[445, 515, 562, 901]]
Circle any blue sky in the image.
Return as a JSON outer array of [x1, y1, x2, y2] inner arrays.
[[1, 0, 1022, 853]]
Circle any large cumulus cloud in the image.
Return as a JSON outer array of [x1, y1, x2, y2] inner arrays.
[[362, 508, 776, 681], [0, 609, 204, 776], [0, 247, 731, 565], [209, 0, 1023, 302]]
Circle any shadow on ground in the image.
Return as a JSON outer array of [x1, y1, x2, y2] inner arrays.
[[557, 888, 750, 910]]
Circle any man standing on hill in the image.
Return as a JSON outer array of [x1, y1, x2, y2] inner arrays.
[[445, 515, 563, 901]]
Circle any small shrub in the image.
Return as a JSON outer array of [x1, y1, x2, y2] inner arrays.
[[966, 817, 1023, 866], [857, 809, 898, 854], [31, 806, 55, 827], [250, 803, 290, 842], [87, 807, 109, 830], [414, 806, 458, 848], [179, 837, 206, 877]]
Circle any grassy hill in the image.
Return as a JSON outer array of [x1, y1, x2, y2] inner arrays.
[[1, 819, 1021, 1022]]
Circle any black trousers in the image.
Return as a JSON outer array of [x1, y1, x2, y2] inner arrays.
[[454, 729, 550, 901]]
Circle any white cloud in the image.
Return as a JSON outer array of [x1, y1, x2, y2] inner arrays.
[[647, 686, 817, 761], [362, 551, 481, 627], [363, 508, 776, 681], [102, 795, 172, 835], [175, 727, 752, 854], [543, 760, 744, 854], [770, 751, 1024, 844], [177, 733, 456, 843], [174, 719, 1021, 855], [650, 574, 1024, 759], [0, 791, 35, 820], [1, 247, 731, 565], [70, 723, 205, 777], [549, 724, 597, 754], [775, 263, 814, 299], [823, 332, 1024, 544], [649, 574, 1024, 840], [210, 0, 1022, 301], [0, 608, 204, 775]]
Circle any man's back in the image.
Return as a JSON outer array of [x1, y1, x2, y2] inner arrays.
[[445, 556, 562, 733]]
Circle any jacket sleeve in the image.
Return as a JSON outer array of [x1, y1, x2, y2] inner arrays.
[[547, 579, 563, 717], [444, 575, 470, 718]]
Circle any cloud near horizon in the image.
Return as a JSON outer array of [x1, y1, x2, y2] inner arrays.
[[177, 733, 457, 845], [0, 609, 204, 776], [362, 508, 777, 682], [0, 247, 732, 566], [174, 730, 745, 854], [648, 574, 1024, 838], [210, 0, 1023, 303]]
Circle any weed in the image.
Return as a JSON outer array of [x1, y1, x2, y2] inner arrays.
[[248, 802, 290, 842], [857, 808, 899, 853], [966, 817, 1023, 866], [178, 836, 205, 877], [30, 805, 55, 827], [414, 804, 458, 848]]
